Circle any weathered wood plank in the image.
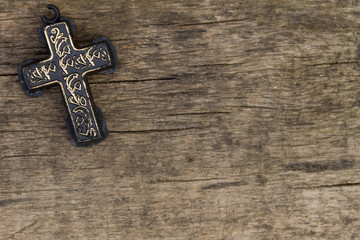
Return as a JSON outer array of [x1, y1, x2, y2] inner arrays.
[[1, 0, 360, 239]]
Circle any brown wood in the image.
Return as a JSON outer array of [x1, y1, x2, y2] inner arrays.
[[1, 0, 360, 239]]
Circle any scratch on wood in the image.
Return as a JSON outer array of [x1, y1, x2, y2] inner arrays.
[[0, 198, 29, 207], [109, 126, 204, 134], [1, 154, 52, 160], [202, 181, 247, 190], [91, 77, 177, 84], [10, 220, 38, 238], [283, 160, 355, 173], [154, 18, 249, 27], [148, 177, 226, 184], [165, 111, 231, 116], [294, 182, 360, 190]]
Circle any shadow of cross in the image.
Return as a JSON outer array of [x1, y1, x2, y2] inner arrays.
[[19, 22, 117, 146]]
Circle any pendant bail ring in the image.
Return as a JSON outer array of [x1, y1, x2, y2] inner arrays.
[[41, 4, 60, 24]]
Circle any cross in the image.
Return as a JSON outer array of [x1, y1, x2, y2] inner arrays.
[[19, 21, 117, 146]]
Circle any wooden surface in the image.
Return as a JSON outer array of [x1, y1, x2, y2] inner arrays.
[[1, 0, 360, 239]]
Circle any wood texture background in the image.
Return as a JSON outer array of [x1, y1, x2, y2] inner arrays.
[[1, 0, 360, 239]]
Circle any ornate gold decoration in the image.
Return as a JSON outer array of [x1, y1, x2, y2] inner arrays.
[[50, 27, 70, 57], [64, 73, 96, 137], [28, 63, 56, 83], [18, 4, 119, 146], [20, 20, 115, 145]]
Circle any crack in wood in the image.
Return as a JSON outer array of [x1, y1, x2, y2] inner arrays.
[[0, 73, 17, 77], [202, 181, 248, 190], [9, 220, 38, 238], [1, 154, 53, 160], [109, 126, 204, 134], [283, 160, 355, 173], [165, 111, 231, 116], [91, 77, 177, 84], [153, 18, 249, 27], [148, 177, 226, 184], [292, 182, 360, 190], [306, 61, 358, 67], [0, 198, 32, 207]]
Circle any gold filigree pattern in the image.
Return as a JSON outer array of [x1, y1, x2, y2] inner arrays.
[[73, 106, 97, 137], [50, 28, 70, 57], [60, 55, 74, 74], [64, 73, 96, 137], [73, 47, 109, 70], [49, 27, 109, 74], [27, 63, 56, 83]]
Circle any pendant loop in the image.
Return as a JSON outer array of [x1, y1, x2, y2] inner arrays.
[[41, 4, 60, 24]]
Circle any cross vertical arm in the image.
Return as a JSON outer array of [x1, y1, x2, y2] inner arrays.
[[60, 72, 103, 144]]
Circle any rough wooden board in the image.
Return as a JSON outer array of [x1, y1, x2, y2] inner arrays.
[[1, 0, 360, 239]]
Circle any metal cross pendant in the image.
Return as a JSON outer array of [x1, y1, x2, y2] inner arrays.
[[18, 5, 118, 146]]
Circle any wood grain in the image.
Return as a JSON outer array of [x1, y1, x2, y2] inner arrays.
[[1, 0, 360, 239]]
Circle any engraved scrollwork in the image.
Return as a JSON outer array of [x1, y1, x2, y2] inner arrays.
[[100, 48, 108, 62], [50, 28, 70, 57], [65, 73, 86, 106], [49, 27, 109, 74], [73, 54, 87, 70], [50, 27, 73, 74], [64, 73, 96, 137], [60, 55, 74, 74], [85, 47, 100, 66], [28, 63, 56, 83], [73, 47, 109, 70], [73, 106, 97, 137]]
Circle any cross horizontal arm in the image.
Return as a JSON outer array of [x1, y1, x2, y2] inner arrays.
[[22, 60, 59, 89], [66, 42, 112, 76]]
